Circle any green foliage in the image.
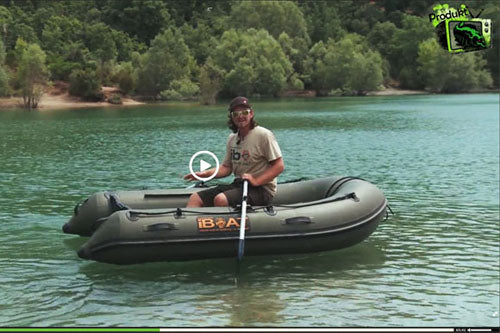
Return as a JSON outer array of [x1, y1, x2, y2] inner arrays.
[[230, 1, 310, 76], [84, 22, 117, 64], [112, 62, 136, 94], [0, 39, 8, 96], [179, 22, 218, 65], [100, 0, 171, 46], [334, 1, 385, 35], [213, 28, 292, 97], [229, 1, 309, 41], [108, 94, 122, 105], [367, 21, 399, 58], [0, 5, 13, 44], [10, 37, 29, 68], [0, 1, 497, 101], [278, 32, 307, 82], [47, 57, 82, 81], [299, 1, 345, 43], [136, 28, 195, 97], [386, 14, 434, 89], [111, 29, 144, 62], [199, 57, 225, 105], [16, 43, 48, 109], [41, 15, 88, 80], [1, 4, 40, 53], [417, 38, 493, 93], [482, 4, 500, 87], [68, 68, 102, 101], [305, 34, 384, 95], [41, 15, 84, 57], [159, 78, 200, 101]]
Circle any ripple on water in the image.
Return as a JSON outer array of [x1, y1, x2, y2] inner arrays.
[[0, 95, 499, 326]]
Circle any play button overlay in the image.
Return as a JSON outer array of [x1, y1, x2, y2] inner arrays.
[[200, 159, 211, 172], [189, 150, 219, 182]]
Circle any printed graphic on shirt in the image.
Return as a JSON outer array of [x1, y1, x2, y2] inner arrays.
[[222, 126, 282, 195], [231, 147, 252, 165], [242, 150, 250, 161]]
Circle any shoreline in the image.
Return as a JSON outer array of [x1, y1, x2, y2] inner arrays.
[[0, 95, 145, 110], [0, 85, 145, 110], [0, 87, 497, 110], [366, 87, 427, 96]]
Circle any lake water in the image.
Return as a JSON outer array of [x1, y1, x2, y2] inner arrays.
[[0, 94, 498, 327]]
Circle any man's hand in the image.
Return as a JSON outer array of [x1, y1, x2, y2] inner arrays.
[[183, 165, 232, 182], [241, 173, 259, 186], [183, 171, 203, 181]]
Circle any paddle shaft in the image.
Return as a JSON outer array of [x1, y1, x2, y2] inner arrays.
[[237, 180, 249, 261]]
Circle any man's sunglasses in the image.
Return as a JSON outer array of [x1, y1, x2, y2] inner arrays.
[[231, 109, 251, 117]]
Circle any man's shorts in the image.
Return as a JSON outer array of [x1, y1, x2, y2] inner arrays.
[[196, 178, 273, 207]]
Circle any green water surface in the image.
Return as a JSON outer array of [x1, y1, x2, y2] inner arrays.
[[0, 94, 498, 327]]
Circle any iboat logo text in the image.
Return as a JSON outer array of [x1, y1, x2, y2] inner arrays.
[[429, 3, 492, 53]]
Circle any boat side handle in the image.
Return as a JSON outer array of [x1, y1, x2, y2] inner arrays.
[[284, 216, 312, 225], [144, 223, 178, 232], [73, 198, 88, 216]]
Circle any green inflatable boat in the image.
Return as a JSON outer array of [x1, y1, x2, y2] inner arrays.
[[65, 176, 388, 265]]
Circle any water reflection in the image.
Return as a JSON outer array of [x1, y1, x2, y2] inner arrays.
[[76, 241, 386, 325], [78, 240, 386, 284], [201, 284, 286, 326]]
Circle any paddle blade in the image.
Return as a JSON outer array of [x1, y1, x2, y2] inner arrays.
[[237, 238, 245, 262]]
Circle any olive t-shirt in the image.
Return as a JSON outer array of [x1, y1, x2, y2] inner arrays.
[[223, 126, 282, 196]]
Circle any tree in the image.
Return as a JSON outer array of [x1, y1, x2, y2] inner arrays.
[[0, 5, 13, 44], [41, 15, 86, 80], [16, 43, 48, 109], [112, 61, 136, 94], [348, 50, 384, 94], [212, 28, 293, 97], [229, 1, 310, 75], [229, 1, 309, 41], [100, 0, 171, 45], [199, 57, 225, 104], [179, 22, 218, 65], [68, 68, 102, 101], [84, 22, 118, 85], [135, 28, 195, 98], [0, 38, 9, 96], [1, 4, 39, 61], [160, 78, 199, 101], [330, 1, 385, 36], [278, 32, 307, 85], [482, 4, 500, 87], [367, 21, 399, 58], [417, 38, 492, 93], [304, 34, 384, 95], [388, 14, 434, 89], [299, 1, 345, 43]]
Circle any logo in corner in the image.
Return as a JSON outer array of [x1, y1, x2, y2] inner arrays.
[[429, 3, 492, 53]]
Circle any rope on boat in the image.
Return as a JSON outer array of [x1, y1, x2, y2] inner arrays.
[[105, 192, 131, 210], [111, 176, 368, 219], [384, 204, 395, 222], [126, 191, 359, 219]]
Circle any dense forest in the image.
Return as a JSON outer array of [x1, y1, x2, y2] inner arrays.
[[0, 0, 498, 107]]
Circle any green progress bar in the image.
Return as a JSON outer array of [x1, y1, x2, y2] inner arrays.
[[0, 328, 160, 332]]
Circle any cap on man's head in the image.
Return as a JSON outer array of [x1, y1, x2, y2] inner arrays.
[[228, 96, 251, 111]]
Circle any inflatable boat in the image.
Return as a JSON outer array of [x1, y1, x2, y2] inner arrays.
[[68, 176, 389, 265]]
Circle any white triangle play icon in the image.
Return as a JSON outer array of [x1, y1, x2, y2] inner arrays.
[[200, 159, 211, 172]]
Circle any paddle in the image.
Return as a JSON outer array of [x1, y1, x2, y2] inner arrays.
[[237, 179, 249, 262]]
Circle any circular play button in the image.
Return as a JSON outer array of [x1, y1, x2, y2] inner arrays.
[[189, 150, 220, 182]]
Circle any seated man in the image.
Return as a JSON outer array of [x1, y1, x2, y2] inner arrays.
[[184, 96, 284, 207]]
